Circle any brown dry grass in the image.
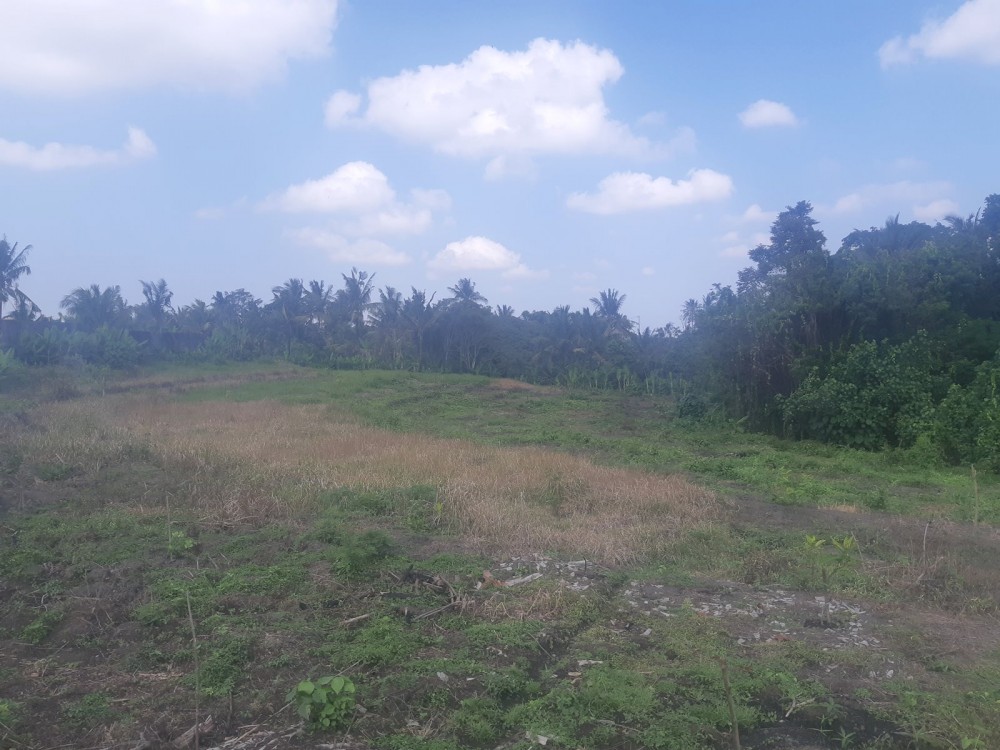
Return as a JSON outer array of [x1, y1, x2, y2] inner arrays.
[[19, 396, 721, 564]]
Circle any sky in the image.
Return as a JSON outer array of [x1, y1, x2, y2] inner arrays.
[[2, 0, 999, 329]]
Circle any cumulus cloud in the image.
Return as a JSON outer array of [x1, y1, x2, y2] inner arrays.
[[741, 203, 776, 223], [325, 38, 688, 166], [566, 169, 733, 215], [720, 231, 770, 259], [264, 162, 452, 238], [429, 236, 546, 280], [289, 229, 410, 266], [826, 180, 953, 216], [0, 0, 337, 95], [266, 162, 396, 214], [739, 99, 799, 128], [637, 111, 667, 127], [914, 198, 962, 223], [268, 162, 450, 266], [0, 126, 156, 170], [880, 0, 1000, 67]]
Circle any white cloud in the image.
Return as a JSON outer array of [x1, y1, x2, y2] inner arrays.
[[429, 236, 546, 280], [741, 203, 776, 223], [826, 180, 952, 216], [268, 163, 449, 267], [266, 161, 395, 214], [265, 162, 450, 238], [0, 126, 156, 170], [719, 231, 769, 259], [914, 198, 961, 223], [0, 0, 337, 96], [484, 155, 539, 181], [641, 266, 655, 276], [637, 111, 666, 127], [739, 99, 799, 128], [324, 90, 361, 125], [289, 229, 410, 266], [721, 245, 750, 259], [566, 169, 733, 214], [880, 0, 1000, 67], [326, 38, 687, 165]]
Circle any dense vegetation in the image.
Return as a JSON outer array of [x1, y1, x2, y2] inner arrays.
[[3, 193, 1000, 468]]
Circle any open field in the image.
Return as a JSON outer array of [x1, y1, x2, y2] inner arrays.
[[2, 364, 1000, 749]]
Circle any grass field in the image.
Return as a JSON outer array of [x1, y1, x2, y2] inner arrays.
[[1, 363, 999, 749]]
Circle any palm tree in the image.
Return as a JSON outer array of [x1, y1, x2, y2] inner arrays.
[[402, 288, 437, 370], [495, 304, 516, 318], [305, 280, 332, 329], [139, 278, 174, 333], [5, 289, 41, 322], [446, 278, 487, 306], [681, 298, 702, 331], [61, 285, 129, 331], [0, 236, 32, 322], [176, 299, 212, 332], [270, 278, 307, 358], [335, 268, 376, 341], [589, 288, 631, 335]]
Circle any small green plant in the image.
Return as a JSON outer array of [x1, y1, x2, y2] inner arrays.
[[288, 675, 356, 731], [804, 533, 858, 622], [62, 692, 114, 729], [168, 530, 195, 558]]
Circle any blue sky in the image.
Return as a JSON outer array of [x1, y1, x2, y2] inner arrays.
[[2, 0, 999, 328]]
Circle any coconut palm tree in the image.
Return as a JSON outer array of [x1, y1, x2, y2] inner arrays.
[[447, 278, 487, 306], [0, 236, 32, 322], [139, 278, 174, 333], [335, 268, 376, 342], [4, 289, 41, 322], [589, 288, 631, 335], [61, 285, 129, 331]]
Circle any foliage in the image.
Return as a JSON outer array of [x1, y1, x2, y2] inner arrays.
[[288, 675, 357, 731]]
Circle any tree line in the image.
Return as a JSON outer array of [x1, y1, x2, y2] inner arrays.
[[3, 192, 1000, 469]]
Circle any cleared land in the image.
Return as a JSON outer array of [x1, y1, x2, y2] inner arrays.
[[1, 364, 999, 750]]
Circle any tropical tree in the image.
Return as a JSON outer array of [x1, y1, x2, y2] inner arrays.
[[402, 288, 437, 370], [305, 280, 332, 330], [335, 268, 376, 342], [0, 236, 32, 322], [5, 291, 41, 322], [447, 278, 487, 306], [61, 285, 129, 331], [590, 288, 631, 335], [138, 278, 174, 333], [175, 299, 212, 332], [270, 278, 308, 358]]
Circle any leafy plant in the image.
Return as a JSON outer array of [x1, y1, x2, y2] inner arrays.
[[168, 529, 195, 558], [288, 675, 356, 731]]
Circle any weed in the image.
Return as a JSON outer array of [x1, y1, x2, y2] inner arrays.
[[288, 675, 356, 731], [62, 692, 114, 730], [167, 529, 195, 558], [20, 609, 63, 644], [191, 631, 254, 697], [335, 530, 396, 577]]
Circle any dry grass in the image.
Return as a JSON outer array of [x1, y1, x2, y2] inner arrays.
[[16, 396, 721, 564]]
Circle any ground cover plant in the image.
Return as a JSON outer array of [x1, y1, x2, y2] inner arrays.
[[2, 363, 999, 749]]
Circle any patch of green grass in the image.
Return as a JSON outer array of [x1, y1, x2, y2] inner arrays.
[[192, 630, 255, 697], [326, 616, 435, 669], [19, 609, 63, 644], [62, 692, 115, 730]]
